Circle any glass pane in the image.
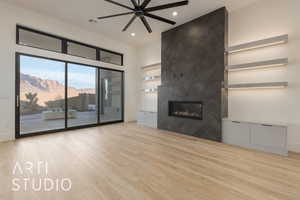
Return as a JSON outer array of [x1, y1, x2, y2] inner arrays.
[[67, 42, 97, 60], [100, 51, 122, 66], [67, 64, 98, 127], [100, 69, 123, 123], [19, 56, 65, 134], [18, 29, 62, 52]]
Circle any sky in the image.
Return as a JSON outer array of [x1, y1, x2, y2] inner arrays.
[[20, 55, 96, 89]]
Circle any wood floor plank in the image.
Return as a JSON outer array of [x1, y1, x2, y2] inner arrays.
[[0, 123, 300, 200]]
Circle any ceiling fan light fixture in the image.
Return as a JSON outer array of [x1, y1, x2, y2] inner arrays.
[[98, 0, 189, 33], [131, 33, 136, 37]]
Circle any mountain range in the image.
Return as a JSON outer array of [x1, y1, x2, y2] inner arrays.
[[20, 73, 95, 106]]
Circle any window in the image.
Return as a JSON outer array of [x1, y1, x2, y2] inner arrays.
[[18, 28, 62, 52], [17, 26, 124, 66], [67, 63, 98, 127], [100, 50, 123, 66], [16, 53, 124, 138], [100, 69, 123, 123], [67, 42, 97, 60], [19, 55, 65, 135]]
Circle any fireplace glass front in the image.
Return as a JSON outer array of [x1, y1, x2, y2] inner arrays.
[[168, 101, 203, 120]]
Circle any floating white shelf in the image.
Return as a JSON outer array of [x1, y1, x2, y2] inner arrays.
[[226, 82, 288, 90], [140, 110, 158, 113], [227, 34, 288, 54], [142, 88, 158, 93], [226, 58, 288, 71], [143, 75, 161, 81], [142, 63, 161, 72]]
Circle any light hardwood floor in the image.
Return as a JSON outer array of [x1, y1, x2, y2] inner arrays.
[[0, 123, 300, 200]]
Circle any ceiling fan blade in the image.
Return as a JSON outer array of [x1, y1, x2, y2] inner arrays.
[[130, 0, 138, 7], [122, 15, 137, 32], [104, 0, 134, 11], [145, 0, 189, 12], [144, 13, 176, 25], [141, 0, 152, 8], [98, 12, 134, 20], [140, 16, 152, 33]]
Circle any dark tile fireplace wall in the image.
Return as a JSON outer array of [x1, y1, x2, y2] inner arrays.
[[158, 7, 228, 142]]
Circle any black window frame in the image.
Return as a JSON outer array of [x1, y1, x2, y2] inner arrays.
[[66, 40, 98, 61], [15, 52, 125, 139], [99, 50, 124, 66], [16, 25, 124, 66], [17, 26, 63, 53]]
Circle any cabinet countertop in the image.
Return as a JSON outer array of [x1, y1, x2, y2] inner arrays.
[[223, 118, 287, 128]]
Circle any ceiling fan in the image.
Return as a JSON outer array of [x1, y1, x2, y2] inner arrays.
[[97, 0, 189, 33]]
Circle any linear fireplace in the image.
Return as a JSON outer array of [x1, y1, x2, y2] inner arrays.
[[168, 101, 203, 120]]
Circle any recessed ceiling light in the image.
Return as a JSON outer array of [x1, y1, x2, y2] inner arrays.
[[131, 33, 136, 37], [172, 11, 178, 17]]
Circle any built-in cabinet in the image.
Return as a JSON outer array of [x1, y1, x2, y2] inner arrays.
[[138, 63, 161, 128], [223, 119, 288, 156], [223, 34, 289, 156], [137, 111, 157, 128]]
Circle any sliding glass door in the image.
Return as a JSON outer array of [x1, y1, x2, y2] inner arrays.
[[67, 64, 98, 127], [16, 54, 124, 137], [100, 69, 123, 123], [18, 55, 66, 135]]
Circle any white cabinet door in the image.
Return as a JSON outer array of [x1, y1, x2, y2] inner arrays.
[[147, 112, 157, 128], [137, 112, 146, 125], [222, 120, 288, 156], [251, 124, 288, 156], [223, 121, 251, 148], [137, 112, 157, 128]]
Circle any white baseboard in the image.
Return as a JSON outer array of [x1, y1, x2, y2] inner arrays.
[[126, 120, 137, 123], [289, 143, 300, 153], [0, 133, 14, 142]]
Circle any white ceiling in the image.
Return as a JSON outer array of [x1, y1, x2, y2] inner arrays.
[[2, 0, 258, 46]]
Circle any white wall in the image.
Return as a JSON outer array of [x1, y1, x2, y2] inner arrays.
[[137, 0, 300, 152], [138, 41, 161, 67], [0, 1, 139, 141]]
